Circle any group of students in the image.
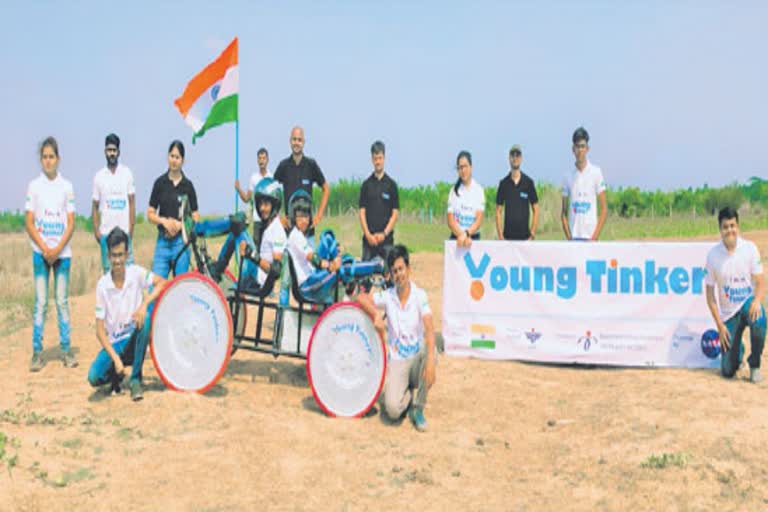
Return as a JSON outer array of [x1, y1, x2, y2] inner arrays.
[[22, 125, 766, 432], [23, 128, 437, 431]]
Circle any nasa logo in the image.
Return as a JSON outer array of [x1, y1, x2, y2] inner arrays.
[[700, 329, 721, 359]]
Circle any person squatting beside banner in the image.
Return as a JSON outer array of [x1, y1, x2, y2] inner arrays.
[[442, 241, 722, 368]]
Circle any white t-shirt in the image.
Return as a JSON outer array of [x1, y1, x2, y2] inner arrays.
[[25, 173, 76, 258], [92, 164, 135, 236], [287, 227, 314, 285], [705, 237, 764, 321], [95, 264, 155, 344], [257, 216, 287, 285], [248, 169, 272, 218], [562, 161, 607, 240], [373, 282, 432, 361], [447, 179, 485, 231]]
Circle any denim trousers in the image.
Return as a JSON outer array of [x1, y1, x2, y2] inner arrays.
[[32, 252, 71, 353]]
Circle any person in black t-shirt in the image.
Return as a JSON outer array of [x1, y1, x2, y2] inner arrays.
[[358, 140, 400, 261], [274, 126, 329, 248], [146, 140, 200, 278], [495, 145, 539, 240]]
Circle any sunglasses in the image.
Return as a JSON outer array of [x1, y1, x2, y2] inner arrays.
[[510, 151, 522, 157]]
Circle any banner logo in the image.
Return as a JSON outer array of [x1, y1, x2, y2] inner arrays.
[[700, 329, 721, 359], [463, 252, 706, 301]]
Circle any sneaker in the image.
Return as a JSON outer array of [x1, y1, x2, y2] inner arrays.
[[750, 368, 764, 384], [29, 352, 45, 372], [110, 382, 124, 395], [409, 407, 428, 432], [62, 351, 79, 368], [130, 381, 144, 401]]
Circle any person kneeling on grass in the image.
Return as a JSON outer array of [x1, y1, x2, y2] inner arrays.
[[194, 177, 286, 292], [285, 190, 385, 304], [87, 227, 167, 401], [356, 244, 437, 432], [705, 206, 766, 384]]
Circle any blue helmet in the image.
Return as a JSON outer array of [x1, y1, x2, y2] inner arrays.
[[253, 177, 283, 216], [288, 189, 312, 224]]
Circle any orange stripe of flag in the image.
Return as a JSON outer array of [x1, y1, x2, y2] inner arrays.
[[174, 37, 239, 118]]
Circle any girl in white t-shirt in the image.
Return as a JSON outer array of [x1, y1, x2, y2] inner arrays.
[[447, 150, 485, 248], [25, 137, 78, 372]]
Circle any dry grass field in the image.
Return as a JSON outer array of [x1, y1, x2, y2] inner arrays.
[[1, 229, 768, 511]]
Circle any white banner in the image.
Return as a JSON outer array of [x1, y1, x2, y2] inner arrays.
[[442, 241, 722, 368]]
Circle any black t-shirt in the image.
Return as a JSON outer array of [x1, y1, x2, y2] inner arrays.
[[495, 171, 538, 240], [359, 172, 399, 236], [274, 155, 326, 236], [148, 171, 198, 236]]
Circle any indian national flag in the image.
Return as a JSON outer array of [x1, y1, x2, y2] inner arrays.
[[175, 37, 239, 143]]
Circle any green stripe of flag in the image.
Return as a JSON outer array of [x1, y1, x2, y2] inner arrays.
[[471, 339, 496, 349], [193, 94, 239, 143]]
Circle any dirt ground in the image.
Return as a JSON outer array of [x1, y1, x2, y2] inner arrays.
[[2, 232, 768, 512]]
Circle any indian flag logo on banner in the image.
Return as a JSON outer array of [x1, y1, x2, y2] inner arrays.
[[174, 37, 238, 143]]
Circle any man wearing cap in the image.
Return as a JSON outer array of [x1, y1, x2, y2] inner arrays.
[[561, 127, 607, 241], [92, 133, 136, 273], [495, 145, 539, 241]]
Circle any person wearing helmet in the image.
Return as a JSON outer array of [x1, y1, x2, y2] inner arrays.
[[286, 190, 385, 303], [198, 178, 286, 290]]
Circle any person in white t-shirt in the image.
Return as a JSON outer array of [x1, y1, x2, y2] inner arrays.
[[202, 177, 287, 292], [356, 245, 436, 432], [447, 150, 485, 248], [285, 190, 386, 304], [88, 228, 167, 400], [235, 147, 272, 224], [286, 190, 343, 304], [25, 136, 78, 372], [91, 133, 136, 273], [705, 207, 766, 383], [560, 127, 608, 241]]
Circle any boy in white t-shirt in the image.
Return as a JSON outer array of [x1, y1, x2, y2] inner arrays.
[[285, 190, 385, 304], [705, 207, 766, 383], [25, 137, 78, 372], [560, 127, 608, 241], [91, 133, 136, 273], [356, 245, 437, 432], [200, 177, 287, 291], [88, 228, 167, 400]]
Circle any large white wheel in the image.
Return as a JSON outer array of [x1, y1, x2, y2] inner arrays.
[[306, 302, 386, 418], [150, 273, 233, 393]]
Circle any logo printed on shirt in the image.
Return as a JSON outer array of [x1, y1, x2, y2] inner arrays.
[[382, 192, 390, 200], [520, 192, 528, 199], [302, 179, 310, 186], [572, 201, 591, 214]]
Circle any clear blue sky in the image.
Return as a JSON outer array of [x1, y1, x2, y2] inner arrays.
[[1, 1, 766, 215]]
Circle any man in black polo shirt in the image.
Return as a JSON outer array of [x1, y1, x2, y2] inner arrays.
[[495, 144, 539, 240], [359, 140, 400, 260], [274, 126, 329, 248]]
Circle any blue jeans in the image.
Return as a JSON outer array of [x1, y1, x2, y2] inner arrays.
[[32, 252, 71, 354], [100, 234, 134, 274], [151, 234, 190, 278], [721, 297, 767, 377], [87, 319, 151, 386], [194, 217, 259, 279]]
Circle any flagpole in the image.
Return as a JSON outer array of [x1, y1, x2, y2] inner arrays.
[[235, 120, 240, 213]]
